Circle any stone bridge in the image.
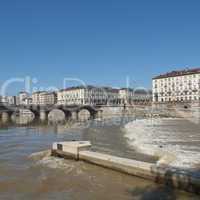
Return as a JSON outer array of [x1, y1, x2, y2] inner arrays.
[[0, 104, 103, 122]]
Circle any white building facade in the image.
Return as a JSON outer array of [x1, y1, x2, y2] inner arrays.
[[19, 92, 29, 105], [23, 97, 33, 105], [133, 89, 152, 103], [153, 68, 200, 103], [57, 86, 120, 106], [118, 88, 134, 104], [32, 91, 57, 105], [118, 88, 152, 104], [7, 96, 17, 105], [0, 96, 9, 105]]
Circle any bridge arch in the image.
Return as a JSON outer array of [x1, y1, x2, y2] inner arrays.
[[28, 109, 40, 118], [1, 111, 14, 123], [77, 105, 98, 119], [0, 107, 15, 123], [48, 108, 72, 123]]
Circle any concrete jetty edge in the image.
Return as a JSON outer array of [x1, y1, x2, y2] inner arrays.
[[51, 141, 200, 194]]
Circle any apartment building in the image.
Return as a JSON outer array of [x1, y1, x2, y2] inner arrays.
[[0, 96, 9, 105], [132, 89, 152, 103], [152, 68, 200, 102], [57, 87, 84, 105], [118, 88, 152, 104], [23, 97, 33, 105], [32, 91, 57, 105], [19, 92, 29, 105], [118, 88, 134, 104], [103, 87, 119, 105], [32, 91, 42, 105], [57, 86, 120, 106], [7, 96, 17, 105], [43, 92, 57, 105]]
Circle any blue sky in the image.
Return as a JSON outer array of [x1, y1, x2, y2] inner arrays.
[[0, 0, 200, 94]]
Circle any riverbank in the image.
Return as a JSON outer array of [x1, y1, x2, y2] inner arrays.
[[124, 118, 200, 170]]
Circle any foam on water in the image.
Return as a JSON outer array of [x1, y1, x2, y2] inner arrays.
[[125, 118, 200, 169], [36, 156, 75, 172], [29, 150, 76, 173]]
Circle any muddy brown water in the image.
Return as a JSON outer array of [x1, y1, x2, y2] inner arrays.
[[0, 117, 199, 200]]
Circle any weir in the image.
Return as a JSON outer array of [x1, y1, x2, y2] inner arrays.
[[52, 141, 200, 195]]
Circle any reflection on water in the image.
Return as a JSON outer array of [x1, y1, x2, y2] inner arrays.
[[0, 117, 199, 199]]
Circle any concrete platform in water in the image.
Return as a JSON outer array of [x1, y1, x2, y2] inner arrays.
[[51, 141, 200, 194]]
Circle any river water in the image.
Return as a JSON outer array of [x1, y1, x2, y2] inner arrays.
[[0, 117, 199, 200], [125, 118, 200, 170]]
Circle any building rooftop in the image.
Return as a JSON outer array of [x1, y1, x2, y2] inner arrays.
[[102, 87, 119, 93], [134, 89, 151, 95], [120, 88, 134, 92], [32, 91, 47, 94], [19, 91, 29, 94], [23, 97, 32, 100], [59, 85, 119, 92], [153, 68, 200, 79], [59, 86, 87, 92]]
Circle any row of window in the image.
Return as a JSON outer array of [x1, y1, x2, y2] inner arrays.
[[154, 74, 200, 83], [159, 96, 200, 102]]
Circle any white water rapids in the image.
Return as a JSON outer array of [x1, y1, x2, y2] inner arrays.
[[125, 118, 200, 169]]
